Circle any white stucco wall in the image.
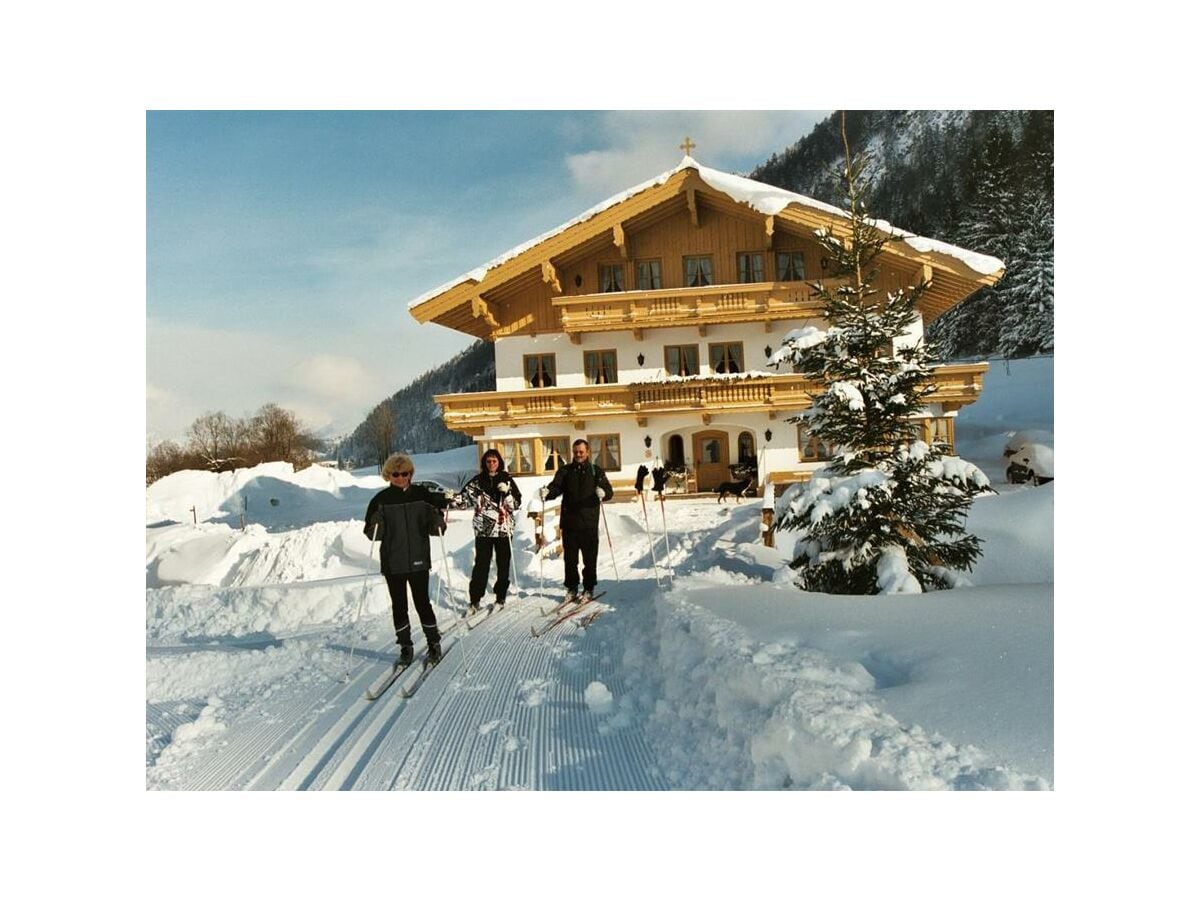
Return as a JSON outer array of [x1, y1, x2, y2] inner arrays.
[[494, 319, 825, 390]]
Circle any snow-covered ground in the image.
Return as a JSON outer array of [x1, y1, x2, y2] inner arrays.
[[145, 356, 1054, 791]]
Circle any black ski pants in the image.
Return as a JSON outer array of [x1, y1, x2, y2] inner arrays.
[[562, 528, 599, 593], [384, 571, 440, 648], [469, 535, 511, 603]]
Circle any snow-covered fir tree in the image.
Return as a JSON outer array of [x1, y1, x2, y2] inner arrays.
[[771, 126, 993, 594]]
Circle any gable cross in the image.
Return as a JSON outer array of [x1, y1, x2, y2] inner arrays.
[[680, 136, 696, 156]]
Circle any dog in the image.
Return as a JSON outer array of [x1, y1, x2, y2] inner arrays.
[[716, 477, 754, 503]]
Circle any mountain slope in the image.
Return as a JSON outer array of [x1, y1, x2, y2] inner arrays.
[[752, 110, 1053, 359], [339, 340, 494, 466]]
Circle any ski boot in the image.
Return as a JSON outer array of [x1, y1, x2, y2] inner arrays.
[[467, 600, 481, 615], [427, 642, 443, 666], [580, 590, 593, 604], [495, 596, 506, 609], [396, 645, 414, 668], [565, 589, 580, 605]]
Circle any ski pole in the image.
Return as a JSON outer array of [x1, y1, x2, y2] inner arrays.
[[437, 520, 456, 611], [503, 502, 526, 599], [599, 498, 620, 584], [345, 522, 379, 680], [638, 491, 662, 587], [658, 493, 675, 582], [538, 491, 547, 597]]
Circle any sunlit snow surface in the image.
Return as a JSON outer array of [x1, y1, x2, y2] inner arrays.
[[146, 359, 1052, 790]]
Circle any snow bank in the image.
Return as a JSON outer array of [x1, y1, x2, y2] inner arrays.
[[146, 577, 391, 643], [627, 591, 1049, 789], [146, 461, 381, 529], [965, 485, 1053, 585]]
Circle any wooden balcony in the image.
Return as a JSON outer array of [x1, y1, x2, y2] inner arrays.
[[551, 280, 839, 337], [434, 363, 987, 433]]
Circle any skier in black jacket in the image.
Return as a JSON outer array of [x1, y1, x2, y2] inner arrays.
[[462, 449, 524, 612], [539, 439, 614, 603], [364, 453, 449, 666]]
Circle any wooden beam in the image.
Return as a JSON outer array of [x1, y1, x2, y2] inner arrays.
[[921, 262, 934, 289], [613, 223, 627, 259], [764, 321, 772, 333], [541, 260, 562, 294], [569, 332, 581, 345], [701, 413, 712, 425], [573, 420, 585, 431], [470, 296, 499, 328], [633, 327, 643, 341], [636, 416, 647, 427], [764, 215, 775, 249], [686, 188, 699, 227], [698, 323, 707, 337]]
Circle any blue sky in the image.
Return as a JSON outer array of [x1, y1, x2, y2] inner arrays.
[[147, 110, 832, 443]]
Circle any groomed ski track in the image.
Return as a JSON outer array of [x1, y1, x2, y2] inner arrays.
[[148, 585, 670, 791]]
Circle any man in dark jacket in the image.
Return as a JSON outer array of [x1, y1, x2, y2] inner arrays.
[[364, 453, 449, 666], [539, 439, 613, 603], [462, 448, 524, 612]]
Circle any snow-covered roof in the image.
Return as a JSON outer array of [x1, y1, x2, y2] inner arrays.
[[408, 156, 1004, 311]]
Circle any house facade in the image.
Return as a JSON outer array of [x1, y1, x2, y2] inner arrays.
[[408, 157, 1002, 494]]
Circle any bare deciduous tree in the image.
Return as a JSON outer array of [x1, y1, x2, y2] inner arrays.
[[365, 404, 396, 473], [149, 403, 325, 483]]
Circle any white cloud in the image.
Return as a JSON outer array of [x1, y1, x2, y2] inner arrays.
[[280, 354, 380, 405], [147, 318, 470, 445], [565, 110, 831, 198]]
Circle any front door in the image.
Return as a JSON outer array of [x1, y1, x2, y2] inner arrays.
[[693, 431, 729, 492]]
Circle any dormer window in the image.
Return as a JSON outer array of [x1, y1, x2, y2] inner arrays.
[[684, 255, 713, 287], [599, 263, 625, 293]]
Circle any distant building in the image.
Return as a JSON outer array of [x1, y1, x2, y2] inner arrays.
[[408, 157, 1002, 494]]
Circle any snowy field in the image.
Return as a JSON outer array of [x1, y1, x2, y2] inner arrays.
[[145, 356, 1054, 791]]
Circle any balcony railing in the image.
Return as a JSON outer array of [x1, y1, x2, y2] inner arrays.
[[551, 280, 840, 333], [434, 364, 987, 431]]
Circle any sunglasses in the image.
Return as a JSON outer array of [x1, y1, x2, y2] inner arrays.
[[390, 471, 413, 478]]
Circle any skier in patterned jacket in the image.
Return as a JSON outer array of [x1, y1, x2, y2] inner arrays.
[[462, 449, 524, 612]]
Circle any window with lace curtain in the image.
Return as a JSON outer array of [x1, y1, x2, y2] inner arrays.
[[683, 255, 713, 287], [797, 424, 834, 461], [588, 434, 621, 470], [709, 342, 744, 374], [542, 436, 569, 472], [599, 263, 624, 293], [635, 259, 662, 290], [584, 349, 617, 385], [665, 344, 699, 377], [523, 354, 555, 388], [776, 251, 806, 281], [737, 252, 764, 283]]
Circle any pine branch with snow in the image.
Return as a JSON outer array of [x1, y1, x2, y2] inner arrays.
[[771, 121, 992, 594]]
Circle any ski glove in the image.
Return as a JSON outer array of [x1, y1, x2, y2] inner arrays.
[[595, 487, 606, 499], [498, 482, 510, 494], [539, 486, 549, 499]]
